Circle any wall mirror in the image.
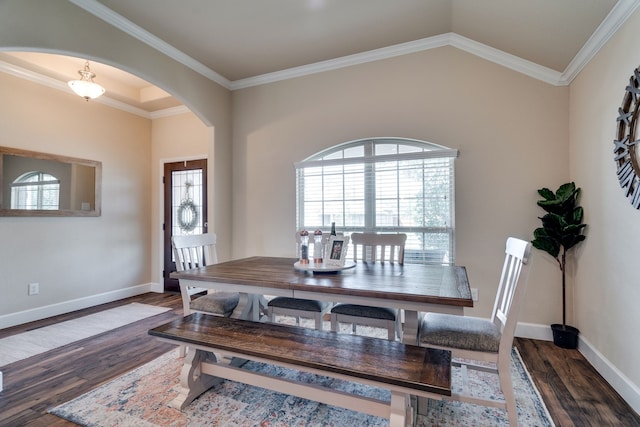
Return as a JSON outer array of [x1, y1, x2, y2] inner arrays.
[[0, 146, 101, 217]]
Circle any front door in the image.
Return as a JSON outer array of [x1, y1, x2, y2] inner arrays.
[[163, 159, 208, 292]]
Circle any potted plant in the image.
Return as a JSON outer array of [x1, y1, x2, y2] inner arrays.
[[531, 182, 587, 349]]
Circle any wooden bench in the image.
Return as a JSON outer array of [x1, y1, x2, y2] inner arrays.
[[149, 313, 451, 427]]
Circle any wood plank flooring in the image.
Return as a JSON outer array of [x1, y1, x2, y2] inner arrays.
[[0, 292, 638, 426]]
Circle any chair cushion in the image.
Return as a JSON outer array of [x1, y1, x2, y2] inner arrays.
[[419, 312, 501, 353], [190, 292, 240, 316], [331, 304, 396, 320], [268, 297, 329, 312]]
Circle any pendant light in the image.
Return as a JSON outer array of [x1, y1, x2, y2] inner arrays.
[[67, 61, 105, 100]]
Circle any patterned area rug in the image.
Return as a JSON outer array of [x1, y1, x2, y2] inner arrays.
[[0, 303, 170, 367], [50, 339, 554, 426]]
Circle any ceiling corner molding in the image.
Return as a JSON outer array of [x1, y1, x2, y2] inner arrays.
[[229, 34, 451, 90], [231, 32, 565, 90], [560, 0, 640, 85], [68, 0, 232, 90], [96, 97, 152, 118], [150, 105, 191, 119], [0, 59, 62, 90], [448, 34, 563, 86]]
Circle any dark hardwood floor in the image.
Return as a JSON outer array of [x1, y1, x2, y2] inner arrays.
[[0, 292, 638, 426]]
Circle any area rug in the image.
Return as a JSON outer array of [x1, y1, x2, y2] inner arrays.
[[50, 345, 554, 426], [0, 303, 170, 366]]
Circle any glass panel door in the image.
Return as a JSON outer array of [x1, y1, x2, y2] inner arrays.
[[163, 159, 207, 292]]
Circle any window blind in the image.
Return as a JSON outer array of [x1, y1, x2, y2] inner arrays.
[[11, 172, 60, 210], [295, 138, 457, 264]]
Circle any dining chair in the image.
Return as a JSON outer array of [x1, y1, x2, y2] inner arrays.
[[267, 231, 333, 330], [172, 233, 240, 318], [330, 232, 407, 340], [418, 236, 533, 427]]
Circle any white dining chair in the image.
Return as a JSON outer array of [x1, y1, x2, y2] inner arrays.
[[172, 233, 240, 318], [418, 236, 533, 427], [330, 232, 406, 340]]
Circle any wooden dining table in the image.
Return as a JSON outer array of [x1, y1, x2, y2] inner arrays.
[[171, 256, 473, 345]]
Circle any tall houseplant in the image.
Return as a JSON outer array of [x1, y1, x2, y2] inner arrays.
[[531, 182, 587, 349]]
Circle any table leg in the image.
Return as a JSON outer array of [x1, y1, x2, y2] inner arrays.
[[230, 294, 269, 321], [231, 293, 255, 320], [171, 349, 249, 410], [410, 306, 464, 416], [402, 310, 422, 345], [171, 348, 222, 410]]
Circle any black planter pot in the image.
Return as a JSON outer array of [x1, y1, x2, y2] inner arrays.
[[551, 324, 580, 349]]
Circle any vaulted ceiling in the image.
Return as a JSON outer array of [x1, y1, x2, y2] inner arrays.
[[93, 0, 619, 80], [1, 0, 638, 115]]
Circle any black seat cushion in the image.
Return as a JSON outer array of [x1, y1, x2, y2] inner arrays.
[[268, 297, 329, 312], [331, 304, 396, 320]]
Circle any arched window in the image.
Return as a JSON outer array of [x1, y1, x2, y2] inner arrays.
[[11, 171, 60, 210], [295, 137, 458, 263]]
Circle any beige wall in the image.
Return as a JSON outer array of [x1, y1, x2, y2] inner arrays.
[[0, 76, 222, 324], [231, 46, 569, 323], [0, 72, 152, 315], [150, 112, 211, 287], [570, 7, 640, 400]]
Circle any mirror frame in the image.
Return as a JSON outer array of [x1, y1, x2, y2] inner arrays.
[[0, 146, 102, 217]]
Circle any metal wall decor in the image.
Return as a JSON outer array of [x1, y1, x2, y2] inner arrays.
[[614, 65, 640, 209], [177, 181, 199, 232]]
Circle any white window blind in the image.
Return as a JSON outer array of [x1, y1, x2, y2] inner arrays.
[[295, 138, 458, 264], [11, 171, 60, 210]]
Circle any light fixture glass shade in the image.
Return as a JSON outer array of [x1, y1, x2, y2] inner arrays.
[[68, 61, 105, 100]]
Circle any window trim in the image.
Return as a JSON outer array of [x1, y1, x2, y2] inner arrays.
[[295, 137, 458, 264], [11, 171, 60, 210]]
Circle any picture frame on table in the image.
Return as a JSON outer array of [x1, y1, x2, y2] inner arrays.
[[326, 235, 350, 266]]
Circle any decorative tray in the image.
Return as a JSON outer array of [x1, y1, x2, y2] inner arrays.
[[293, 260, 356, 273]]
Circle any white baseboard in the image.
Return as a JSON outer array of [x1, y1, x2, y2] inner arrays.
[[150, 282, 164, 293], [516, 321, 640, 417], [515, 321, 554, 341], [0, 283, 162, 329], [578, 334, 640, 416]]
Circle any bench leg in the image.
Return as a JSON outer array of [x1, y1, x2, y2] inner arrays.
[[389, 391, 414, 427], [171, 348, 224, 410]]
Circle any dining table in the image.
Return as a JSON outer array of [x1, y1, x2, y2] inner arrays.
[[171, 256, 473, 345]]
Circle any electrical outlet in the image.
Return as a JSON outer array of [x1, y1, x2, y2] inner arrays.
[[471, 287, 479, 301], [28, 282, 39, 296]]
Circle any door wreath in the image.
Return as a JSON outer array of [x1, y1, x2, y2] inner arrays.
[[177, 181, 199, 232]]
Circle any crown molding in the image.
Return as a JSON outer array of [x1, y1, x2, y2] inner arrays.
[[229, 34, 450, 90], [150, 105, 191, 119], [68, 0, 231, 90], [96, 96, 154, 117], [232, 32, 565, 89], [448, 33, 563, 86], [560, 0, 640, 84]]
